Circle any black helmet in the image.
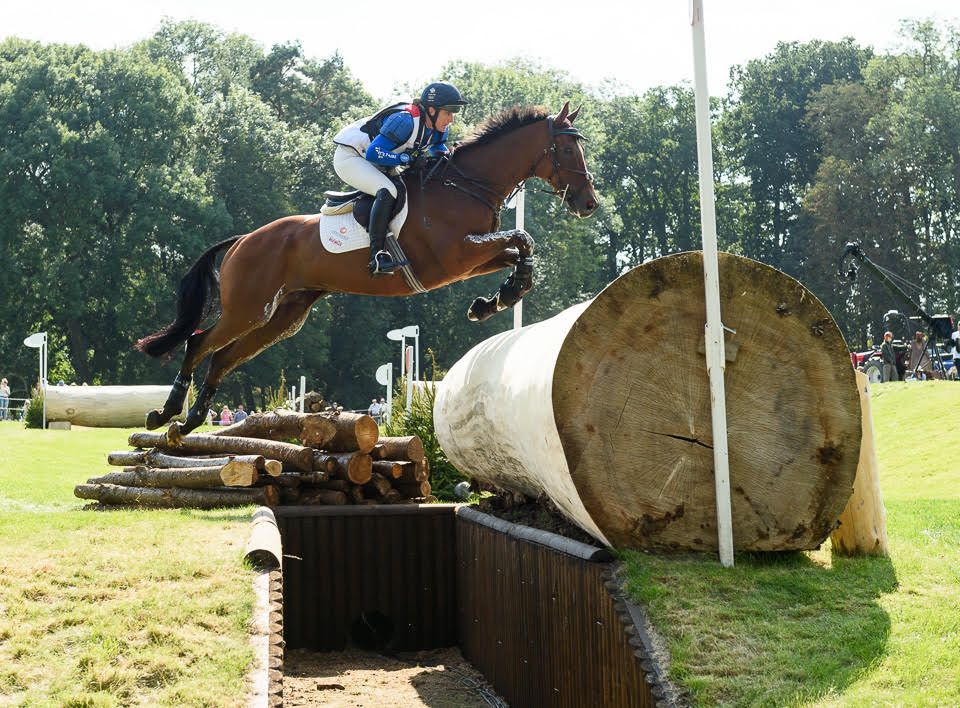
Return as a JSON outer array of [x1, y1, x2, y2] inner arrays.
[[420, 82, 468, 113]]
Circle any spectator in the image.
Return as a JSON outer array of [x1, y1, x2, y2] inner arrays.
[[908, 331, 935, 380], [880, 332, 898, 383], [219, 405, 234, 426], [379, 397, 388, 423], [205, 408, 214, 426], [0, 377, 9, 421], [233, 404, 248, 423], [368, 398, 380, 423]]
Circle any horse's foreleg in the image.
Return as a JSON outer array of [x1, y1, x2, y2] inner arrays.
[[464, 229, 535, 323]]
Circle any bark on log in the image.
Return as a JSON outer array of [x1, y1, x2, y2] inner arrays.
[[311, 452, 340, 474], [363, 472, 393, 497], [329, 452, 373, 485], [75, 483, 278, 508], [128, 431, 314, 472], [349, 485, 366, 504], [434, 252, 862, 551], [46, 385, 187, 427], [397, 461, 428, 483], [297, 488, 348, 506], [831, 371, 889, 556], [209, 411, 337, 448], [88, 462, 255, 488], [394, 480, 432, 498], [311, 479, 351, 493], [375, 436, 425, 462], [323, 412, 379, 453], [372, 460, 404, 480], [108, 450, 281, 477]]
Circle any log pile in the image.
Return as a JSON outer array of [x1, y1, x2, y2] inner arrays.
[[74, 410, 433, 510]]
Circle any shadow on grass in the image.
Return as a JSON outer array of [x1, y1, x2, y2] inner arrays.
[[80, 503, 254, 524], [621, 548, 897, 705]]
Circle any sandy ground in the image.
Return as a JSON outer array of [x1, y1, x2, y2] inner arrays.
[[283, 647, 507, 707]]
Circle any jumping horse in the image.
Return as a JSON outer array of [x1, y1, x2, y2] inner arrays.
[[136, 102, 599, 434]]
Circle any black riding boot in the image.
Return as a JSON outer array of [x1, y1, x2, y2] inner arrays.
[[368, 188, 403, 276]]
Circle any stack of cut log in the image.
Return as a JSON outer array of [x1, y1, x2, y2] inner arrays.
[[74, 410, 433, 509]]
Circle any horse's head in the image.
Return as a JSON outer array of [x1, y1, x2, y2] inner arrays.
[[535, 102, 599, 217]]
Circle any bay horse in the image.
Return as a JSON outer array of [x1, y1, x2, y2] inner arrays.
[[136, 102, 599, 434]]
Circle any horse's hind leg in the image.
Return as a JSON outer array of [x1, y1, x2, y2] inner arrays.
[[145, 329, 218, 430], [178, 290, 325, 434]]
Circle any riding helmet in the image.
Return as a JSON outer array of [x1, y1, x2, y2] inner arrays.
[[420, 82, 468, 113]]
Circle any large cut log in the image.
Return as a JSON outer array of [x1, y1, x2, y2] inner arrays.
[[831, 371, 888, 556], [323, 412, 379, 453], [209, 411, 337, 448], [128, 431, 314, 472], [434, 252, 861, 551], [46, 385, 187, 428], [88, 462, 255, 488], [74, 483, 279, 508], [374, 436, 425, 462], [393, 480, 432, 499]]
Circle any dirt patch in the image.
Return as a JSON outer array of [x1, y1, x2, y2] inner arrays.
[[476, 494, 600, 547], [283, 647, 506, 707]]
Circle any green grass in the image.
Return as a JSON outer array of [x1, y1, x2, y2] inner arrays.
[[0, 424, 254, 706], [620, 381, 960, 706]]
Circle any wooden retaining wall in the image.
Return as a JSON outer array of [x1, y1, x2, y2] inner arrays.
[[272, 505, 665, 707], [274, 505, 457, 651]]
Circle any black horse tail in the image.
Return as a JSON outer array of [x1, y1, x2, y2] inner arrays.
[[135, 235, 243, 358]]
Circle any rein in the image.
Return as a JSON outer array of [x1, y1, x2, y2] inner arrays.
[[423, 115, 591, 222]]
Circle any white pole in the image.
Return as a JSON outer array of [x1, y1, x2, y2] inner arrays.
[[299, 375, 306, 414], [41, 335, 47, 429], [691, 0, 734, 567], [513, 183, 525, 330]]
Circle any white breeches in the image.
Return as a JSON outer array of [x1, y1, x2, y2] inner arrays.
[[333, 146, 398, 198]]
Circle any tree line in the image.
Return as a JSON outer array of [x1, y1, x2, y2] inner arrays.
[[1, 18, 957, 408]]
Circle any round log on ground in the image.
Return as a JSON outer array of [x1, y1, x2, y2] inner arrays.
[[74, 483, 279, 508], [434, 252, 861, 551], [373, 436, 425, 462], [46, 385, 187, 427]]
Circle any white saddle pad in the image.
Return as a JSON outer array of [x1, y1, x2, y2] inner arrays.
[[318, 200, 409, 254]]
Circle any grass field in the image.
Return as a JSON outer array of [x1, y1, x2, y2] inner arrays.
[[621, 380, 960, 706], [0, 425, 254, 706], [0, 382, 957, 706]]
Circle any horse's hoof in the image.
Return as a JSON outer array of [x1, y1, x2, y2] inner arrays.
[[145, 409, 164, 430], [166, 421, 186, 446]]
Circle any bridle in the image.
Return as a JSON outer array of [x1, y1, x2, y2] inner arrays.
[[424, 114, 594, 221]]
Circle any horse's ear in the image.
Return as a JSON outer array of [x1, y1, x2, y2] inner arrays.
[[568, 105, 582, 123], [556, 101, 570, 124]]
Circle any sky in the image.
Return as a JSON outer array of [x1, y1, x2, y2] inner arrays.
[[4, 1, 958, 101]]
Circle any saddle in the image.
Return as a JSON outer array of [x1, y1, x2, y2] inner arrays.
[[320, 177, 407, 228]]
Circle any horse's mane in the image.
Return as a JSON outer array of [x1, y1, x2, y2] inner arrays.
[[453, 105, 549, 155]]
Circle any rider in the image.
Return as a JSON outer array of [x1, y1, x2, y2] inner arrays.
[[333, 81, 468, 276]]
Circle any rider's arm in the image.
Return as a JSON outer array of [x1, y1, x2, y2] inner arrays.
[[428, 127, 450, 156], [365, 112, 415, 166]]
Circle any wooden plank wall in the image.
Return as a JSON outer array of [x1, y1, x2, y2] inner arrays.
[[275, 505, 457, 651], [456, 513, 655, 708]]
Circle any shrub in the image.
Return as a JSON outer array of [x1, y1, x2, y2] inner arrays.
[[385, 350, 464, 499], [23, 390, 44, 429]]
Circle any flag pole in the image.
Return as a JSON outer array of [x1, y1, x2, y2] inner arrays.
[[691, 0, 734, 566]]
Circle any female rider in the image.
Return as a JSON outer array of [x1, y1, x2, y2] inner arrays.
[[333, 81, 468, 276]]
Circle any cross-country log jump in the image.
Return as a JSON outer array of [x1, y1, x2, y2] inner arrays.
[[135, 103, 598, 435], [434, 252, 862, 552]]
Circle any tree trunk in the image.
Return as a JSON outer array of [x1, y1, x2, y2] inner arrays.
[[88, 462, 255, 488], [46, 385, 186, 427], [75, 483, 279, 508], [435, 252, 862, 552], [375, 436, 425, 462], [129, 430, 314, 472], [329, 452, 373, 485], [323, 412, 379, 453], [209, 410, 336, 448]]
